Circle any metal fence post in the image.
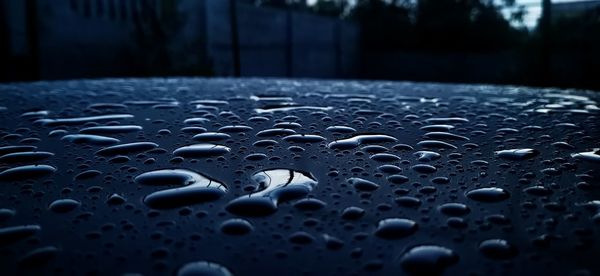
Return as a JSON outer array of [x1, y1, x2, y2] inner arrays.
[[229, 0, 241, 77], [285, 7, 293, 78]]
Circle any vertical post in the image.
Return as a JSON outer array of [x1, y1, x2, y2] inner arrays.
[[334, 20, 341, 78], [539, 0, 552, 85], [25, 0, 40, 80], [229, 0, 241, 77], [285, 7, 293, 78], [0, 0, 9, 81]]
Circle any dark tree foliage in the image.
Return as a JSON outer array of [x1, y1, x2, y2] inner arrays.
[[256, 0, 599, 89], [311, 0, 348, 17], [257, 0, 309, 10], [258, 0, 525, 52], [549, 6, 600, 49], [424, 0, 518, 51], [349, 0, 414, 50], [548, 6, 600, 88]]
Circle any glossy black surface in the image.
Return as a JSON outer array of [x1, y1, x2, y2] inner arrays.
[[0, 78, 599, 275]]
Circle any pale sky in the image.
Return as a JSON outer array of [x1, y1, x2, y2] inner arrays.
[[507, 0, 597, 27], [306, 0, 596, 28]]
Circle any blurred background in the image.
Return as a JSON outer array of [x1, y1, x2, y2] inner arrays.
[[1, 0, 599, 89]]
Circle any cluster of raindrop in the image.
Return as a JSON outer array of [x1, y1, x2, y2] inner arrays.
[[0, 79, 598, 275]]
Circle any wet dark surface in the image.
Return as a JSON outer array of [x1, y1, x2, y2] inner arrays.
[[0, 78, 599, 275]]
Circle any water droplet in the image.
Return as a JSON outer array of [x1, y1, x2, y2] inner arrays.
[[341, 206, 366, 220], [420, 124, 455, 131], [395, 196, 422, 208], [414, 151, 441, 162], [387, 174, 409, 184], [95, 142, 158, 156], [328, 134, 397, 150], [176, 261, 233, 276], [0, 145, 37, 156], [400, 245, 459, 276], [256, 128, 296, 137], [0, 151, 54, 163], [255, 105, 333, 113], [0, 225, 41, 246], [79, 125, 142, 134], [411, 164, 437, 174], [423, 132, 469, 141], [62, 134, 120, 145], [288, 231, 315, 244], [348, 177, 379, 191], [48, 199, 81, 213], [374, 218, 418, 239], [478, 239, 518, 260], [416, 140, 457, 149], [135, 169, 227, 209], [377, 164, 402, 174], [35, 114, 133, 126], [283, 134, 326, 143], [370, 153, 401, 162], [325, 125, 356, 133], [192, 132, 232, 142], [219, 218, 254, 235], [424, 117, 469, 124], [523, 185, 552, 196], [293, 198, 327, 211], [226, 169, 317, 216], [438, 203, 470, 216], [495, 148, 539, 160], [571, 149, 600, 163], [323, 234, 345, 250], [218, 125, 253, 133], [173, 144, 230, 158], [18, 246, 59, 267], [106, 193, 126, 205], [74, 170, 102, 180], [466, 187, 510, 202], [0, 208, 16, 222], [0, 165, 56, 181]]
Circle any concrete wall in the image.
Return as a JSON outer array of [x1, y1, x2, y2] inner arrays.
[[32, 0, 209, 79], [2, 0, 28, 56], [205, 0, 360, 78], [1, 0, 359, 80], [35, 0, 139, 79]]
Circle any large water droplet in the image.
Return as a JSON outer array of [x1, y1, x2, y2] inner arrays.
[[95, 142, 158, 156], [571, 148, 600, 163], [328, 134, 397, 150], [62, 134, 120, 145], [466, 187, 510, 202], [0, 151, 54, 164], [0, 165, 56, 181], [176, 261, 233, 276], [0, 225, 41, 246], [478, 239, 518, 260], [79, 125, 142, 134], [416, 140, 457, 149], [48, 199, 81, 213], [219, 218, 254, 235], [374, 218, 418, 239], [400, 245, 459, 276], [18, 246, 59, 267], [226, 169, 317, 216], [135, 169, 227, 209], [495, 148, 539, 160], [173, 144, 231, 158], [35, 114, 133, 126], [348, 177, 379, 191], [438, 203, 470, 216]]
